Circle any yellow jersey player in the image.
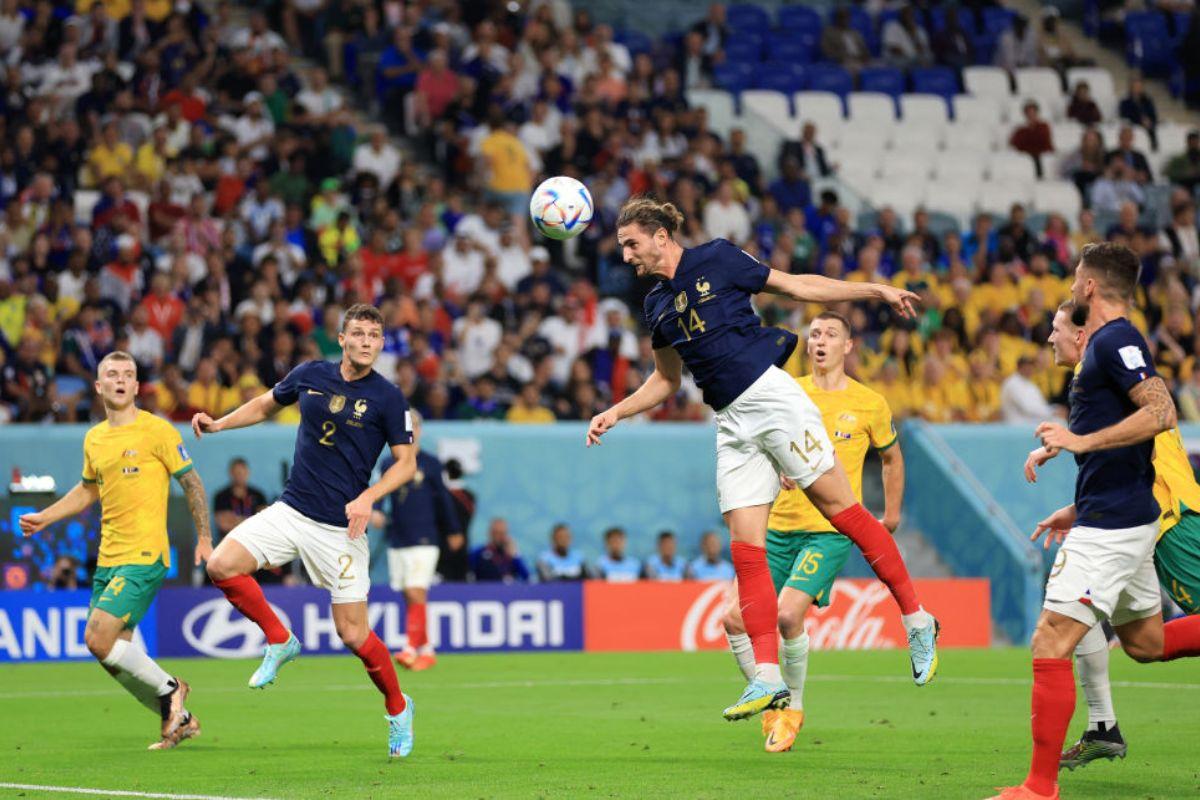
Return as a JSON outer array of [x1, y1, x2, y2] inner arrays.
[[723, 310, 905, 752], [19, 351, 213, 750], [1027, 300, 1200, 772]]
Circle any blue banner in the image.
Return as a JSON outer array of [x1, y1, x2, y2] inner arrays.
[[0, 589, 158, 662]]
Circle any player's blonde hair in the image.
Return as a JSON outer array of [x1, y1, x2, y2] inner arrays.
[[616, 197, 685, 237], [96, 350, 137, 377]]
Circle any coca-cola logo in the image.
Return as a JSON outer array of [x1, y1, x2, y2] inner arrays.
[[679, 581, 732, 651]]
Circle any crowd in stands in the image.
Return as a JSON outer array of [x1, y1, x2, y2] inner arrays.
[[3, 0, 1200, 430]]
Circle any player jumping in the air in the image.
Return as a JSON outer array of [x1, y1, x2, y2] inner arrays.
[[19, 351, 212, 750], [989, 243, 1200, 800], [722, 310, 905, 751], [587, 198, 939, 722], [192, 304, 419, 758], [1024, 299, 1200, 773]]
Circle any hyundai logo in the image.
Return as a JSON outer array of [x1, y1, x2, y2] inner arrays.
[[182, 598, 293, 659]]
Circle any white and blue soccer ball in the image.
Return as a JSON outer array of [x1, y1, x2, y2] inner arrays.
[[529, 176, 593, 241]]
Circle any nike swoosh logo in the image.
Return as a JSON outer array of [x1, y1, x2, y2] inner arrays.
[[657, 312, 666, 321], [337, 583, 354, 590], [99, 597, 111, 602], [765, 732, 779, 747], [306, 389, 324, 395]]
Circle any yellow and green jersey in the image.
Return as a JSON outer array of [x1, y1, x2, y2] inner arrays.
[[1153, 426, 1200, 540], [82, 410, 193, 568], [769, 375, 897, 533]]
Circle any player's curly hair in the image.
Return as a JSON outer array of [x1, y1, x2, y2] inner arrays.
[[616, 196, 686, 236], [341, 303, 384, 331]]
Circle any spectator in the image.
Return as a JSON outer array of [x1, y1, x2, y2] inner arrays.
[[1061, 128, 1107, 201], [1037, 9, 1083, 72], [932, 7, 974, 69], [690, 3, 729, 57], [1164, 130, 1200, 193], [1160, 200, 1200, 276], [187, 356, 237, 416], [779, 122, 831, 180], [687, 531, 735, 580], [769, 158, 811, 214], [477, 109, 534, 219], [377, 26, 423, 130], [506, 382, 555, 423], [595, 527, 641, 582], [1000, 355, 1059, 424], [1009, 101, 1053, 173], [469, 518, 530, 583], [536, 523, 588, 581], [1, 336, 54, 422], [820, 8, 870, 71], [414, 49, 459, 128], [643, 530, 685, 581], [353, 126, 402, 191], [125, 304, 163, 375], [675, 30, 713, 91], [995, 13, 1039, 72], [702, 180, 750, 242], [1119, 76, 1158, 150], [1107, 125, 1153, 184], [1066, 82, 1102, 126], [1090, 155, 1145, 214], [882, 6, 933, 68]]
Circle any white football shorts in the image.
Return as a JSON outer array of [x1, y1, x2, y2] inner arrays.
[[386, 545, 440, 591], [714, 365, 836, 514], [227, 501, 370, 603], [1044, 521, 1162, 627]]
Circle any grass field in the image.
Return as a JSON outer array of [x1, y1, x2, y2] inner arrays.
[[1, 648, 1198, 799]]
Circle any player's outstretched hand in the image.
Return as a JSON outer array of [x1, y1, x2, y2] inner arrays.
[[18, 511, 47, 537], [191, 412, 221, 439], [344, 495, 372, 539], [1023, 445, 1060, 483], [1031, 504, 1076, 550], [876, 285, 919, 319], [1035, 421, 1083, 453], [194, 536, 213, 566], [586, 408, 619, 447]]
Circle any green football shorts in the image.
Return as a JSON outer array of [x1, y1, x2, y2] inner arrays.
[[1155, 507, 1200, 616], [765, 529, 854, 606], [88, 558, 168, 629]]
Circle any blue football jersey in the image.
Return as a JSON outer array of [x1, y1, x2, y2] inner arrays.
[[536, 549, 587, 581], [596, 554, 642, 582], [273, 360, 413, 526], [1069, 318, 1159, 529], [687, 557, 735, 581], [643, 554, 686, 582], [643, 239, 797, 410]]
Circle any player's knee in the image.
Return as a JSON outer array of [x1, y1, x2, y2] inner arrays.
[[1120, 638, 1163, 663], [722, 606, 744, 635], [777, 605, 807, 638], [1030, 614, 1077, 660], [206, 549, 244, 582], [336, 619, 369, 650], [84, 627, 113, 660]]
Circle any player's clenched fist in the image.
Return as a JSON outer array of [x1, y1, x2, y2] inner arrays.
[[1035, 421, 1083, 453], [18, 511, 47, 537], [191, 412, 222, 439], [586, 409, 619, 447]]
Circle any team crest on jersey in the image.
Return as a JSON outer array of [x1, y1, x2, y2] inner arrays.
[[353, 399, 368, 419], [837, 412, 858, 425], [674, 291, 688, 313], [414, 469, 425, 486], [122, 449, 137, 459], [329, 394, 346, 413]]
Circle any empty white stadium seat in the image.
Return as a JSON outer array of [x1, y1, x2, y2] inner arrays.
[[1015, 67, 1063, 102], [933, 154, 986, 184], [686, 90, 737, 136], [847, 92, 897, 126], [922, 184, 978, 227], [1032, 179, 1083, 220], [964, 66, 1011, 98], [952, 94, 1003, 127], [987, 151, 1038, 184], [977, 181, 1033, 215], [899, 94, 949, 125], [871, 181, 923, 218], [880, 155, 934, 183], [942, 123, 999, 153], [793, 91, 845, 136], [890, 122, 945, 152], [1156, 121, 1190, 155], [1051, 121, 1085, 152], [741, 90, 794, 137], [834, 125, 891, 153]]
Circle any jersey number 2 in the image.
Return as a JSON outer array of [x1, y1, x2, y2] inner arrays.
[[789, 430, 823, 465], [319, 421, 337, 447], [676, 309, 707, 341]]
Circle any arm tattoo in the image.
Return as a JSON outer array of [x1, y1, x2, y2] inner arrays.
[[1130, 376, 1178, 432], [179, 470, 212, 541]]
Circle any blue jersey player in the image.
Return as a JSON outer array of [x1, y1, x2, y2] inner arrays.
[[193, 304, 419, 758], [991, 243, 1200, 800], [587, 198, 940, 722]]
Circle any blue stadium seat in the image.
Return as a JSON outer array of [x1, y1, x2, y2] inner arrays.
[[614, 30, 654, 58], [766, 34, 816, 65], [844, 7, 880, 57], [723, 38, 763, 63], [806, 63, 853, 98], [926, 7, 947, 33], [727, 3, 771, 32], [911, 67, 959, 101], [713, 62, 755, 94], [778, 5, 822, 35], [859, 66, 905, 99], [756, 62, 807, 94], [980, 6, 1015, 36], [1126, 12, 1174, 75]]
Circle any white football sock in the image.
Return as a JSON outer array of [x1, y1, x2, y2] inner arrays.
[[102, 638, 176, 702], [1075, 624, 1116, 731], [725, 631, 755, 681], [900, 607, 932, 632], [754, 662, 782, 685], [781, 633, 810, 711]]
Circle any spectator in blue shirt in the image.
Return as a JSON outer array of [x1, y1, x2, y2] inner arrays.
[[595, 527, 642, 582], [961, 213, 999, 265], [376, 26, 423, 129], [687, 531, 735, 581], [536, 523, 588, 581], [643, 530, 686, 582], [469, 518, 530, 583], [768, 158, 811, 214]]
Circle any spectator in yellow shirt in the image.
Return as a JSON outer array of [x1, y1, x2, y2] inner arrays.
[[846, 242, 886, 284], [869, 359, 917, 419], [478, 110, 533, 218], [916, 356, 970, 422], [186, 357, 238, 417], [965, 359, 1002, 421], [927, 328, 970, 379], [87, 121, 133, 185], [970, 262, 1023, 318], [506, 384, 556, 424], [1019, 252, 1069, 308], [891, 245, 940, 296], [1070, 208, 1104, 256], [133, 126, 171, 189]]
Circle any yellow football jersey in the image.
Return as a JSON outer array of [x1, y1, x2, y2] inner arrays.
[[1153, 426, 1200, 539], [82, 410, 193, 567], [769, 376, 897, 532]]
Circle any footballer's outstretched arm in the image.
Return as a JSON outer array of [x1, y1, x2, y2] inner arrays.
[[192, 389, 282, 438], [763, 271, 919, 319], [880, 444, 905, 533], [587, 346, 683, 446], [18, 481, 99, 535], [1037, 376, 1176, 453], [345, 443, 417, 539], [178, 469, 213, 565]]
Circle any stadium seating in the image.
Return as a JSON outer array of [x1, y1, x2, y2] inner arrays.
[[794, 91, 846, 132], [859, 67, 907, 101], [963, 65, 1012, 99], [1065, 66, 1119, 120], [847, 92, 898, 126], [899, 94, 950, 126], [806, 63, 854, 99]]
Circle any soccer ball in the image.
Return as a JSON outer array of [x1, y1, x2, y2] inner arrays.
[[529, 176, 593, 241]]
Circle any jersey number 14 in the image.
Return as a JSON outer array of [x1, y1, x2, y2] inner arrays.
[[676, 309, 707, 341]]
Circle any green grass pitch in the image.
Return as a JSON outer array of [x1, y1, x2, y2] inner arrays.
[[1, 648, 1198, 799]]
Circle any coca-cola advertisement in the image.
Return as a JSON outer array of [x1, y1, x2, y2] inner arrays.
[[584, 579, 991, 652]]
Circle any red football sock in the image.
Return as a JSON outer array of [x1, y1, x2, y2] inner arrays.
[[406, 602, 427, 650], [1163, 615, 1200, 660], [214, 575, 289, 645], [829, 504, 920, 615], [354, 632, 406, 715], [730, 542, 779, 666], [1024, 658, 1074, 796]]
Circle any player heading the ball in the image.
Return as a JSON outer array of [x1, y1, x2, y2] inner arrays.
[[192, 303, 419, 759], [587, 197, 940, 722]]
